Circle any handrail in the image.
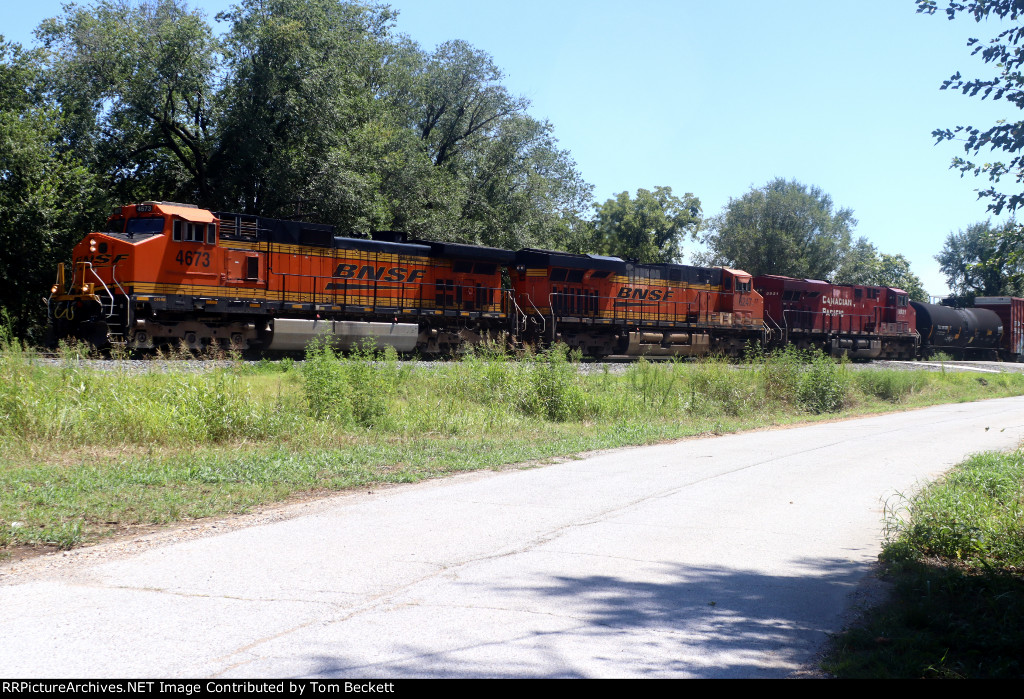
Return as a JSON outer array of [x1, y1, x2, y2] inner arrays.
[[526, 293, 545, 335], [110, 263, 128, 301], [505, 290, 528, 337], [548, 292, 557, 342], [83, 262, 117, 318]]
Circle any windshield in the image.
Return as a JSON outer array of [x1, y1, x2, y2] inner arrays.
[[124, 217, 166, 235]]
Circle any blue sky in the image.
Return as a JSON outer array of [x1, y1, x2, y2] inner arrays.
[[4, 0, 1016, 296]]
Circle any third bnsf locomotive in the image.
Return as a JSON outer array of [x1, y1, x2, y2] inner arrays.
[[47, 201, 1020, 361]]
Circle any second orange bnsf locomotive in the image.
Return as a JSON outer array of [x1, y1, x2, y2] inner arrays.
[[48, 201, 764, 356]]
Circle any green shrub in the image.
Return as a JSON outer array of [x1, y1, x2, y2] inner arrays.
[[521, 344, 587, 422], [346, 341, 403, 428], [301, 338, 406, 428], [796, 350, 850, 413], [458, 342, 588, 422], [460, 341, 524, 409], [885, 451, 1024, 566], [685, 359, 755, 417], [759, 346, 804, 405], [301, 337, 352, 422]]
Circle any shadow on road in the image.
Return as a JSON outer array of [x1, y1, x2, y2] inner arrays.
[[301, 555, 874, 678]]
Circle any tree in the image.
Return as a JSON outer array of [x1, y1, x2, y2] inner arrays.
[[0, 39, 102, 340], [409, 40, 530, 169], [455, 115, 593, 249], [38, 0, 221, 204], [592, 187, 701, 264], [834, 237, 880, 285], [18, 0, 594, 267], [214, 0, 403, 228], [918, 0, 1024, 214], [833, 238, 928, 300], [384, 39, 590, 247], [936, 219, 1024, 301], [874, 254, 928, 302], [701, 178, 856, 279]]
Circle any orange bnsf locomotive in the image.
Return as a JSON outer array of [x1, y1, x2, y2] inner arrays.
[[49, 201, 515, 353], [47, 201, 766, 356], [511, 249, 763, 357]]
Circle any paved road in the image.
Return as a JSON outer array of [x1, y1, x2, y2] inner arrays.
[[3, 397, 1024, 678]]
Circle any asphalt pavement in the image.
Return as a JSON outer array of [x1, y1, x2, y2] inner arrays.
[[2, 396, 1023, 678]]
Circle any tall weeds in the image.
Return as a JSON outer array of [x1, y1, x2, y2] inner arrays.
[[0, 339, 283, 446], [757, 346, 851, 413], [457, 342, 589, 422], [884, 450, 1024, 566], [301, 337, 406, 428]]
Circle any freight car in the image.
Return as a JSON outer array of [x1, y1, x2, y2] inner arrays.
[[974, 296, 1024, 362], [912, 301, 1004, 360], [754, 275, 919, 359], [47, 202, 765, 357]]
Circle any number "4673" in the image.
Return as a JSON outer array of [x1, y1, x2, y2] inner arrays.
[[176, 250, 211, 267]]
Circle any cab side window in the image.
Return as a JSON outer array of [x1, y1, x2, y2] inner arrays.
[[173, 220, 207, 242]]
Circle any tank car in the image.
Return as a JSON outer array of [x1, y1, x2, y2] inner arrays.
[[911, 301, 1003, 360]]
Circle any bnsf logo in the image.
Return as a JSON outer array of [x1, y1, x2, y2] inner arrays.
[[331, 264, 426, 283], [616, 286, 675, 301], [75, 254, 130, 265]]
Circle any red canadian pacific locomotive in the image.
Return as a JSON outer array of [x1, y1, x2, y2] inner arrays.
[[47, 201, 1021, 361], [755, 275, 918, 360]]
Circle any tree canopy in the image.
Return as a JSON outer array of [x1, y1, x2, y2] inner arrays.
[[834, 237, 881, 286], [27, 0, 591, 243], [0, 0, 597, 337], [592, 187, 701, 264], [936, 219, 1024, 301], [918, 0, 1024, 214], [37, 0, 221, 204], [872, 254, 928, 302], [833, 238, 928, 301], [0, 39, 100, 340], [700, 178, 856, 279], [700, 178, 927, 297]]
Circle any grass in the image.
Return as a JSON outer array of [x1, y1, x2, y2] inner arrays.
[[823, 450, 1024, 678], [2, 338, 1024, 557]]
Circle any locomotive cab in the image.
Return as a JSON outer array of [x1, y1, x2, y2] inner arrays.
[[719, 269, 762, 327], [49, 201, 223, 349], [49, 203, 165, 347]]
